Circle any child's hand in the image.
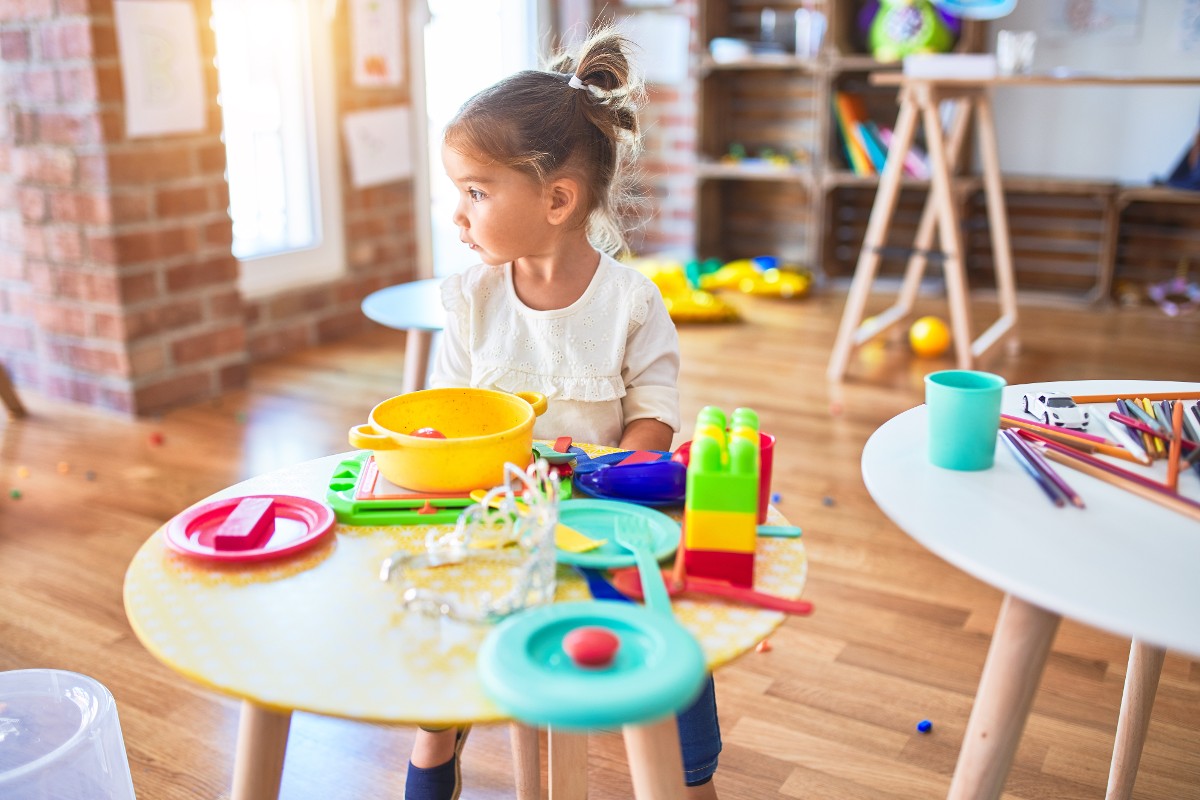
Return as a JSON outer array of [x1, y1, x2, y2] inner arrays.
[[618, 418, 674, 452]]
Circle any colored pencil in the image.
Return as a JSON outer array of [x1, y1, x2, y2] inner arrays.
[[1167, 401, 1184, 491], [1000, 413, 1110, 444], [1040, 447, 1200, 523], [1183, 404, 1200, 468], [1069, 391, 1200, 404], [1091, 413, 1150, 466], [1025, 433, 1175, 494], [1108, 412, 1198, 452], [1116, 398, 1156, 458], [1004, 420, 1144, 465], [1142, 399, 1166, 456], [999, 430, 1064, 507], [1007, 429, 1084, 508]]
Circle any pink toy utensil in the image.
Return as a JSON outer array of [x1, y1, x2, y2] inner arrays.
[[610, 567, 813, 615]]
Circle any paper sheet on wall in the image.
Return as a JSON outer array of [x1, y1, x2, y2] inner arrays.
[[352, 0, 405, 87], [617, 12, 690, 85], [342, 106, 413, 188], [114, 0, 207, 138]]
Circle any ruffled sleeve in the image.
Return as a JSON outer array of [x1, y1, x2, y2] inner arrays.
[[620, 279, 681, 432], [429, 273, 472, 389]]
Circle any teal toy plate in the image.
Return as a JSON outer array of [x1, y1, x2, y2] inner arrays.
[[554, 499, 679, 569], [477, 600, 706, 730]]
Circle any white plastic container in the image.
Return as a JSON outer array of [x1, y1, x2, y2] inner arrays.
[[0, 670, 137, 799]]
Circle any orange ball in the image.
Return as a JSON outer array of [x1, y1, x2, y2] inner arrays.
[[909, 316, 951, 358]]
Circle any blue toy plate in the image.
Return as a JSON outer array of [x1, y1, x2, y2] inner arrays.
[[554, 499, 679, 569], [477, 600, 706, 730]]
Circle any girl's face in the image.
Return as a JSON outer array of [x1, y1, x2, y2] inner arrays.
[[442, 144, 554, 266]]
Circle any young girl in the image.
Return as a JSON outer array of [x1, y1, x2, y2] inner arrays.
[[408, 29, 722, 800]]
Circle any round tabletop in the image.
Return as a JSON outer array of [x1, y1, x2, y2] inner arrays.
[[124, 450, 806, 725], [361, 278, 445, 332], [862, 380, 1200, 657]]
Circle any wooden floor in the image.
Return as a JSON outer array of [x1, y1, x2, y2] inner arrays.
[[2, 290, 1199, 799]]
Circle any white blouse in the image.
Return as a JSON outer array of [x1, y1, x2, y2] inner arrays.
[[429, 253, 681, 447]]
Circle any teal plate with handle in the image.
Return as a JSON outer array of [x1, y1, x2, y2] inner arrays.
[[477, 600, 706, 730], [554, 499, 679, 569]]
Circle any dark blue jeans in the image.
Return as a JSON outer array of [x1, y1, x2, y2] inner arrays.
[[678, 674, 722, 786]]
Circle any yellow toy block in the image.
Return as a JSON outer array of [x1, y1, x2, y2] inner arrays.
[[684, 509, 756, 553]]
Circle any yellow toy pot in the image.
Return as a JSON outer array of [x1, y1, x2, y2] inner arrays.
[[347, 388, 549, 492]]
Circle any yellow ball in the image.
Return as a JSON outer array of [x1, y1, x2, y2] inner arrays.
[[909, 316, 951, 358]]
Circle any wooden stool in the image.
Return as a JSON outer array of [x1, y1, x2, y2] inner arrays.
[[827, 77, 1019, 387]]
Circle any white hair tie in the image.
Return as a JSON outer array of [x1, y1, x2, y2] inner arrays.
[[568, 75, 586, 89]]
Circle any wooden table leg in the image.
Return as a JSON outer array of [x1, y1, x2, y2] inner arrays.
[[948, 594, 1060, 800], [510, 722, 541, 800], [230, 701, 292, 800], [402, 329, 434, 395], [1105, 640, 1166, 800], [623, 716, 687, 800], [548, 726, 588, 799], [0, 364, 27, 419]]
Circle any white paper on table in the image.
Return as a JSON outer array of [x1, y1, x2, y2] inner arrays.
[[114, 0, 207, 138], [342, 105, 413, 188]]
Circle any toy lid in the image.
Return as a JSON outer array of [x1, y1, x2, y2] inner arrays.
[[554, 499, 679, 569], [164, 494, 335, 562], [477, 600, 706, 730], [931, 0, 1017, 19]]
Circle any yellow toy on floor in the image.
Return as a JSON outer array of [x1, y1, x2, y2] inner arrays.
[[628, 258, 739, 323]]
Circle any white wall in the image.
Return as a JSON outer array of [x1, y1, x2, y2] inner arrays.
[[989, 1, 1200, 184]]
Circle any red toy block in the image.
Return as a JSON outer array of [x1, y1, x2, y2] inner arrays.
[[683, 548, 754, 589], [212, 497, 277, 551]]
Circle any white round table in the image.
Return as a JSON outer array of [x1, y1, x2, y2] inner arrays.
[[863, 380, 1200, 800], [361, 278, 445, 393]]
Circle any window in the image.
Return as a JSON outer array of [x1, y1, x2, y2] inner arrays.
[[211, 0, 345, 297]]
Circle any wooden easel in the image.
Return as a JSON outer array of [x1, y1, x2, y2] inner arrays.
[[827, 76, 1019, 386]]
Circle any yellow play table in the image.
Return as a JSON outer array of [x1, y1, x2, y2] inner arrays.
[[124, 449, 807, 799]]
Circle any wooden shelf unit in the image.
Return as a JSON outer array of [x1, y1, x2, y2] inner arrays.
[[693, 1, 984, 271]]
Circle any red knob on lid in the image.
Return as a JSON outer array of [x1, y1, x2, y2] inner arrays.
[[563, 626, 620, 668]]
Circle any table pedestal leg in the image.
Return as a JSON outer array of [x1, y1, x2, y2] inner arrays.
[[0, 363, 26, 418], [624, 717, 687, 800], [402, 329, 433, 395], [548, 727, 588, 799], [948, 594, 1059, 800], [510, 722, 541, 800], [1105, 640, 1165, 800], [231, 701, 292, 800]]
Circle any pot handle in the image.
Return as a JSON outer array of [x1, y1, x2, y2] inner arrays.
[[516, 391, 548, 417], [348, 424, 400, 451]]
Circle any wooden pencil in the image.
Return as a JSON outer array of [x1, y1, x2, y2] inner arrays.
[[1030, 435, 1176, 494], [1000, 413, 1110, 444], [1069, 391, 1200, 404], [1141, 399, 1166, 457], [999, 431, 1065, 507], [1091, 413, 1150, 466], [1041, 448, 1200, 523], [1008, 429, 1084, 508], [1168, 401, 1184, 491], [1117, 398, 1157, 459], [1004, 419, 1145, 465], [1108, 411, 1199, 451]]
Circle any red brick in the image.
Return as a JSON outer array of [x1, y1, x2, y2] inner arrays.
[[17, 147, 76, 186], [165, 255, 237, 292], [169, 323, 243, 364], [122, 298, 204, 339], [117, 270, 159, 303], [40, 19, 93, 60], [76, 153, 107, 185], [207, 288, 243, 320], [17, 187, 46, 222], [25, 259, 55, 294], [0, 250, 23, 280], [127, 341, 167, 376], [89, 20, 117, 59], [156, 185, 209, 217], [56, 268, 120, 304], [10, 110, 36, 144], [58, 0, 115, 17], [38, 111, 102, 146], [44, 226, 83, 262], [20, 225, 45, 259], [17, 69, 58, 105], [0, 29, 30, 62], [133, 370, 214, 415], [91, 311, 126, 341], [202, 218, 232, 247], [0, 323, 33, 351], [0, 0, 53, 21], [85, 232, 116, 265], [50, 340, 127, 376], [247, 324, 311, 361], [33, 301, 88, 336], [218, 362, 248, 392], [107, 146, 195, 184], [110, 191, 152, 223], [195, 141, 227, 174], [111, 229, 159, 263], [48, 189, 109, 225]]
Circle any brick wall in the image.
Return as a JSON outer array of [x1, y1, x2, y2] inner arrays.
[[0, 0, 416, 416]]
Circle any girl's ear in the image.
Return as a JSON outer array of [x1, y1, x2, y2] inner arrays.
[[545, 176, 582, 225]]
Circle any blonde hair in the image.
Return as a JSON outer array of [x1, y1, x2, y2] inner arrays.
[[443, 29, 645, 256]]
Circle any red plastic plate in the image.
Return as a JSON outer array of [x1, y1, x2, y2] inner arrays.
[[164, 494, 335, 562]]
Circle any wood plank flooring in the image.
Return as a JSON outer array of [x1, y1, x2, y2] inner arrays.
[[2, 291, 1198, 799]]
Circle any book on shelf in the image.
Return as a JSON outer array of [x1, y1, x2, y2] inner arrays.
[[875, 126, 931, 179], [832, 91, 875, 176]]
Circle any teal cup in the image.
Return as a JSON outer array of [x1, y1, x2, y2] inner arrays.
[[924, 370, 1006, 470]]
